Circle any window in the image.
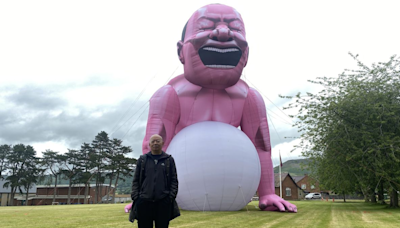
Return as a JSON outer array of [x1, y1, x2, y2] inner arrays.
[[301, 184, 306, 189], [311, 185, 315, 189], [286, 187, 291, 196]]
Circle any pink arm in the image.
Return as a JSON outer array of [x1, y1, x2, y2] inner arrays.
[[142, 85, 180, 154], [241, 88, 297, 212]]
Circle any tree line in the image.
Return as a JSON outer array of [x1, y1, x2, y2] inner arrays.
[[283, 54, 400, 207], [0, 131, 137, 206]]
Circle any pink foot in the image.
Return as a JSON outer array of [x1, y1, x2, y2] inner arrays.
[[259, 194, 297, 213]]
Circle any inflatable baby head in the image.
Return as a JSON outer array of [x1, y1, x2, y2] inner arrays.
[[177, 4, 249, 89]]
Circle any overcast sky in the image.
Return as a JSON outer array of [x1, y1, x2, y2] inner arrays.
[[1, 0, 399, 166]]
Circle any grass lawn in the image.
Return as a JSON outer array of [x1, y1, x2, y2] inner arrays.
[[0, 200, 399, 228]]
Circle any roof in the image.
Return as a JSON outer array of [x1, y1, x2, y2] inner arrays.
[[115, 194, 130, 198], [292, 175, 306, 183], [274, 173, 304, 191], [0, 180, 37, 193], [274, 173, 289, 188], [36, 184, 115, 188], [14, 195, 90, 200]]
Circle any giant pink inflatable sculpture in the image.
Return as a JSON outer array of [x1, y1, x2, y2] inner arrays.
[[139, 4, 297, 213]]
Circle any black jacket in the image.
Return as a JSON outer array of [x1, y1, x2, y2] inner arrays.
[[131, 152, 178, 202]]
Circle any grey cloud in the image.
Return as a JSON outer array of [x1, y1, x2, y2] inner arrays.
[[270, 127, 301, 148], [0, 109, 19, 126], [0, 77, 303, 160], [111, 105, 149, 158], [6, 85, 67, 110], [0, 82, 149, 156]]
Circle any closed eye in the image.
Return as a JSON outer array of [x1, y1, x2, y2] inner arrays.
[[200, 27, 214, 31]]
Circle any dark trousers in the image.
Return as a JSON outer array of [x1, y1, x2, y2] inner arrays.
[[136, 197, 172, 228]]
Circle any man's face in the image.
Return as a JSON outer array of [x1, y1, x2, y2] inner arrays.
[[178, 4, 249, 89], [149, 135, 164, 152]]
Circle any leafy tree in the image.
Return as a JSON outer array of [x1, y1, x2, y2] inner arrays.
[[3, 144, 36, 206], [19, 157, 43, 206], [60, 149, 82, 205], [112, 155, 136, 201], [41, 150, 64, 204], [78, 142, 95, 204], [310, 151, 358, 202], [91, 131, 110, 203], [283, 54, 400, 207], [0, 144, 12, 179], [105, 138, 134, 203]]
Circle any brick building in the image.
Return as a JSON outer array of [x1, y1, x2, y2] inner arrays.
[[0, 179, 37, 206], [13, 184, 115, 206], [274, 173, 305, 200], [292, 174, 321, 194]]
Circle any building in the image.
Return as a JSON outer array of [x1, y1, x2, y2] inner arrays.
[[292, 174, 321, 194], [1, 181, 115, 206], [27, 184, 115, 205], [274, 173, 305, 200], [0, 179, 37, 206]]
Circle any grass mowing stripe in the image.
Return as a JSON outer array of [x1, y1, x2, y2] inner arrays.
[[331, 201, 355, 228], [0, 200, 399, 227]]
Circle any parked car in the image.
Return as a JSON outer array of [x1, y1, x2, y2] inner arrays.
[[101, 196, 113, 202], [305, 193, 322, 199]]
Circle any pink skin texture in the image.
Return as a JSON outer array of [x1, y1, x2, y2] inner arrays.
[[139, 4, 297, 213], [125, 203, 131, 213]]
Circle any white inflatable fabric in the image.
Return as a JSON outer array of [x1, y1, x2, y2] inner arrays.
[[167, 121, 261, 211]]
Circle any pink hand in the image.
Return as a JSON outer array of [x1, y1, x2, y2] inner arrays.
[[124, 203, 132, 213], [259, 194, 297, 213]]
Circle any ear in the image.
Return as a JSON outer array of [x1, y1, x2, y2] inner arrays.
[[243, 47, 249, 67], [177, 41, 185, 64]]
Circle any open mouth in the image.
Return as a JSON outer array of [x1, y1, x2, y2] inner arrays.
[[198, 47, 242, 69]]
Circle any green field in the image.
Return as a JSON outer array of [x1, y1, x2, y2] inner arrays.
[[0, 200, 399, 227]]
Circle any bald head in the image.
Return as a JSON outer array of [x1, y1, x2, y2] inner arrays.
[[177, 3, 249, 90], [149, 134, 164, 155]]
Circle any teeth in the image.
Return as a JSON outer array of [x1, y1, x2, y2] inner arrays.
[[203, 47, 239, 53], [206, 65, 235, 69]]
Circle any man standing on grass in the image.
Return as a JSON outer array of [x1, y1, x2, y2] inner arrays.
[[131, 134, 179, 228]]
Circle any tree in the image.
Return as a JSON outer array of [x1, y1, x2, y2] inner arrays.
[[3, 144, 36, 206], [19, 157, 43, 206], [60, 149, 82, 205], [105, 138, 134, 203], [0, 144, 11, 179], [91, 131, 110, 203], [41, 150, 64, 204], [310, 151, 358, 202], [283, 54, 400, 207], [78, 142, 94, 204], [112, 155, 136, 203]]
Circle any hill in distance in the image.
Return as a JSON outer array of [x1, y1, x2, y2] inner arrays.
[[274, 158, 311, 176]]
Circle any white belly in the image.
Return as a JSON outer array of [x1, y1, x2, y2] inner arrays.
[[167, 121, 261, 211]]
